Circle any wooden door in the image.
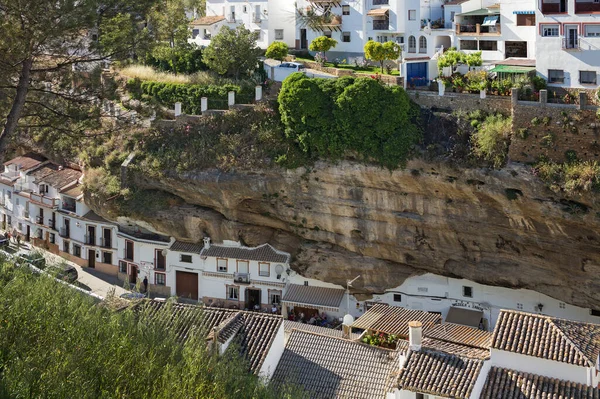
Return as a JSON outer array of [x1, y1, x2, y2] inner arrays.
[[88, 249, 95, 268], [129, 265, 137, 284], [176, 271, 198, 300]]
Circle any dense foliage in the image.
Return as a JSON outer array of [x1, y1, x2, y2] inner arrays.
[[265, 42, 289, 61], [146, 43, 207, 74], [437, 49, 482, 72], [0, 262, 297, 398], [363, 41, 401, 74], [278, 73, 420, 168], [309, 36, 338, 63], [534, 159, 600, 194], [202, 25, 262, 79], [472, 114, 512, 168]]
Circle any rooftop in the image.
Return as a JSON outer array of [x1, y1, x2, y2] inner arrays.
[[491, 309, 600, 367], [352, 304, 441, 337], [284, 320, 361, 340], [425, 323, 492, 349], [60, 184, 83, 198], [481, 367, 600, 399], [494, 58, 536, 67], [170, 240, 205, 254], [141, 301, 282, 374], [4, 153, 46, 171], [82, 211, 112, 224], [282, 284, 346, 311], [272, 330, 398, 399], [202, 243, 290, 263], [117, 226, 170, 243], [28, 163, 81, 189], [421, 337, 490, 360], [190, 15, 225, 25]]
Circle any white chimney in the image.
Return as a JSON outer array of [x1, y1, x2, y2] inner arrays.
[[203, 237, 211, 249], [342, 314, 354, 339], [408, 321, 423, 351]]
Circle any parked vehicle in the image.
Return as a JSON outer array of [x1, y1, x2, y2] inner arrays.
[[120, 292, 146, 300], [46, 264, 78, 283], [16, 253, 46, 269], [277, 62, 306, 71]]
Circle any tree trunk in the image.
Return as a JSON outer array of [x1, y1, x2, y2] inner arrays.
[[381, 61, 384, 74], [0, 58, 33, 159]]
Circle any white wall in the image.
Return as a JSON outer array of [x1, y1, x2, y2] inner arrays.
[[259, 322, 285, 380]]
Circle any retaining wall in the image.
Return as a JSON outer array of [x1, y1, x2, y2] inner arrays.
[[408, 91, 512, 114]]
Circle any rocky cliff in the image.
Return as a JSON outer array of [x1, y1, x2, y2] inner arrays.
[[89, 159, 600, 308]]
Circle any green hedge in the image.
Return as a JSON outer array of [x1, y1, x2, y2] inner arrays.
[[126, 79, 254, 112]]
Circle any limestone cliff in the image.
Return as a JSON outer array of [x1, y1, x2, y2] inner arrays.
[[88, 159, 600, 308]]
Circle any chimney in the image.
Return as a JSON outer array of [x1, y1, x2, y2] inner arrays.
[[408, 321, 423, 352], [341, 314, 354, 339], [203, 237, 211, 249]]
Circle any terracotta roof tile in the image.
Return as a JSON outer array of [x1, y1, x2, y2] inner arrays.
[[4, 153, 46, 170], [170, 240, 204, 254], [60, 184, 83, 198], [480, 367, 600, 399], [425, 323, 492, 349], [491, 310, 600, 367], [202, 243, 290, 263], [272, 330, 398, 399], [284, 320, 361, 340], [190, 15, 225, 25], [421, 337, 490, 360], [352, 304, 442, 337], [28, 164, 81, 189], [207, 312, 244, 343], [282, 284, 345, 309]]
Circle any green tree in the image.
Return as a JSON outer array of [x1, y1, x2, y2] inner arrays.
[[364, 40, 401, 74], [202, 25, 261, 79], [309, 36, 338, 63], [149, 0, 190, 48], [472, 114, 511, 168], [266, 41, 289, 62]]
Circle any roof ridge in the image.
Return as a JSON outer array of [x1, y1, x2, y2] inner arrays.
[[548, 318, 595, 367], [419, 343, 488, 361], [492, 365, 598, 388], [289, 328, 397, 352]]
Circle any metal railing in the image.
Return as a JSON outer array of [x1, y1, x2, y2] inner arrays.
[[100, 236, 112, 248], [84, 234, 96, 246], [35, 215, 43, 224], [233, 272, 251, 284], [373, 20, 389, 30], [59, 227, 69, 238], [252, 12, 261, 22], [24, 211, 29, 219], [562, 38, 580, 50]]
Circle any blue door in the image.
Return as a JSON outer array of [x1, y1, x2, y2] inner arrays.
[[407, 62, 428, 86]]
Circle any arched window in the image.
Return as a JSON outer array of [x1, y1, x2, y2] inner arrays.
[[419, 36, 427, 53], [408, 36, 416, 53]]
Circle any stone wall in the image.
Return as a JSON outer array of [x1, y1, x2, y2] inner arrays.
[[408, 91, 512, 115], [298, 60, 404, 86]]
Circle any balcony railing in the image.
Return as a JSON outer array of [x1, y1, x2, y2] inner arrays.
[[227, 13, 235, 23], [62, 202, 76, 212], [48, 219, 56, 230], [373, 20, 390, 30], [541, 2, 567, 13], [35, 215, 43, 225], [30, 193, 59, 208], [252, 12, 261, 23], [101, 236, 112, 248], [575, 2, 600, 13], [455, 23, 501, 36], [233, 272, 251, 284], [84, 234, 96, 246], [562, 38, 580, 50], [23, 211, 29, 219], [59, 227, 70, 238], [124, 249, 134, 261]]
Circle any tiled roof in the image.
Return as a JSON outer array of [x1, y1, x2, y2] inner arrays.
[[140, 301, 282, 374], [352, 304, 442, 337], [421, 337, 490, 360], [272, 330, 398, 399], [28, 163, 81, 189], [282, 284, 345, 310], [82, 211, 112, 224], [190, 15, 225, 25], [425, 323, 492, 349], [284, 320, 361, 340], [207, 312, 244, 343], [481, 367, 600, 399], [445, 306, 483, 328], [398, 349, 484, 399], [491, 310, 600, 367], [60, 184, 83, 198], [4, 153, 46, 170], [202, 243, 290, 263], [445, 0, 469, 4], [170, 240, 204, 254]]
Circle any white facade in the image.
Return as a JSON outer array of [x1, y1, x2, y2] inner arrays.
[[258, 323, 285, 380], [117, 229, 171, 289]]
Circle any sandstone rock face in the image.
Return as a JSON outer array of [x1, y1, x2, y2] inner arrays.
[[89, 160, 600, 308]]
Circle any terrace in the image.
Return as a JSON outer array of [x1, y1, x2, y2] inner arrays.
[[540, 0, 567, 13], [455, 9, 501, 36]]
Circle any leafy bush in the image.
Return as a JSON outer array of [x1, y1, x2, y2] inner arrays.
[[146, 43, 207, 74], [279, 73, 420, 168], [465, 70, 488, 92], [534, 160, 600, 194], [265, 41, 289, 61], [472, 114, 512, 168], [202, 25, 261, 79]]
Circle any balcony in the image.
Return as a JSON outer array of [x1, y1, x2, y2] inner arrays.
[[252, 12, 261, 23], [24, 211, 29, 219], [562, 37, 580, 50], [308, 0, 342, 6], [373, 0, 389, 4], [373, 19, 390, 30], [455, 23, 501, 36], [227, 13, 235, 23], [540, 1, 567, 13], [59, 227, 70, 238], [30, 193, 59, 208], [48, 219, 56, 230], [575, 1, 600, 13], [84, 234, 96, 246], [100, 236, 112, 248], [233, 272, 251, 284], [35, 215, 44, 225]]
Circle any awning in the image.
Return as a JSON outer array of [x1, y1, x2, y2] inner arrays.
[[513, 10, 535, 14], [482, 16, 499, 26], [489, 65, 535, 74], [367, 8, 389, 16], [282, 284, 345, 312], [458, 8, 500, 16], [445, 306, 483, 328]]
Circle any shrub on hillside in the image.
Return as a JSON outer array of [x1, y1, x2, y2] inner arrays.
[[535, 159, 600, 194], [472, 114, 512, 168], [146, 43, 207, 74]]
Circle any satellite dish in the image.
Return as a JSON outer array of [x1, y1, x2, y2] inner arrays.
[[275, 264, 284, 275], [161, 249, 168, 257], [343, 314, 354, 326]]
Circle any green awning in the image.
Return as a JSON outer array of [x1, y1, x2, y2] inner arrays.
[[458, 8, 500, 16], [489, 65, 535, 74]]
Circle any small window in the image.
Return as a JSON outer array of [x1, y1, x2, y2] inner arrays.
[[119, 261, 127, 273], [63, 240, 70, 253], [393, 294, 402, 302], [462, 286, 473, 298], [342, 5, 350, 15], [155, 273, 166, 286], [419, 36, 427, 53], [238, 260, 249, 274], [6, 215, 11, 225], [559, 302, 566, 309], [516, 14, 535, 26], [102, 251, 112, 264], [192, 28, 199, 39], [580, 70, 597, 85], [73, 244, 81, 258], [542, 24, 559, 37], [548, 69, 564, 83], [416, 394, 425, 399], [17, 222, 22, 231], [342, 31, 351, 42], [270, 290, 282, 305], [516, 303, 523, 310], [408, 36, 416, 53], [259, 262, 270, 277], [6, 191, 11, 199], [274, 29, 284, 40], [585, 24, 600, 37], [16, 198, 19, 206], [591, 309, 600, 317], [217, 258, 228, 272], [408, 10, 416, 20], [180, 254, 192, 263], [49, 233, 55, 244], [324, 31, 332, 38], [243, 5, 247, 13], [227, 286, 239, 300]]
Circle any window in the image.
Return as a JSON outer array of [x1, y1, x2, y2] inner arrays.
[[155, 273, 166, 286], [462, 286, 473, 298], [227, 285, 239, 300], [585, 25, 600, 37], [479, 40, 498, 51], [254, 29, 261, 41], [275, 29, 284, 40], [416, 394, 425, 399], [6, 191, 11, 199], [63, 240, 69, 253], [6, 216, 10, 225], [542, 24, 559, 37], [516, 14, 535, 26], [408, 10, 416, 20], [217, 258, 228, 272], [180, 254, 192, 263], [580, 70, 597, 85], [342, 5, 350, 15], [102, 251, 112, 264], [559, 302, 566, 309], [324, 31, 332, 38], [516, 303, 523, 310], [419, 36, 427, 53], [17, 222, 22, 231], [119, 261, 127, 273], [49, 233, 55, 244], [270, 290, 282, 305], [408, 36, 416, 53], [73, 244, 81, 258], [393, 294, 402, 302], [155, 249, 166, 270], [15, 198, 19, 206], [237, 260, 249, 274], [259, 262, 270, 277], [460, 40, 478, 50], [591, 309, 600, 317], [192, 28, 199, 39], [342, 31, 351, 42], [548, 69, 564, 83], [243, 5, 247, 13]]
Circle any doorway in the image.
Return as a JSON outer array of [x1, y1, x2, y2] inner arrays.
[[87, 225, 96, 246], [176, 271, 199, 300], [64, 219, 70, 237], [129, 265, 138, 284], [2, 214, 6, 231], [26, 225, 30, 242], [300, 29, 307, 49], [566, 26, 578, 48], [560, 0, 567, 12], [246, 288, 262, 310], [88, 249, 96, 268]]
